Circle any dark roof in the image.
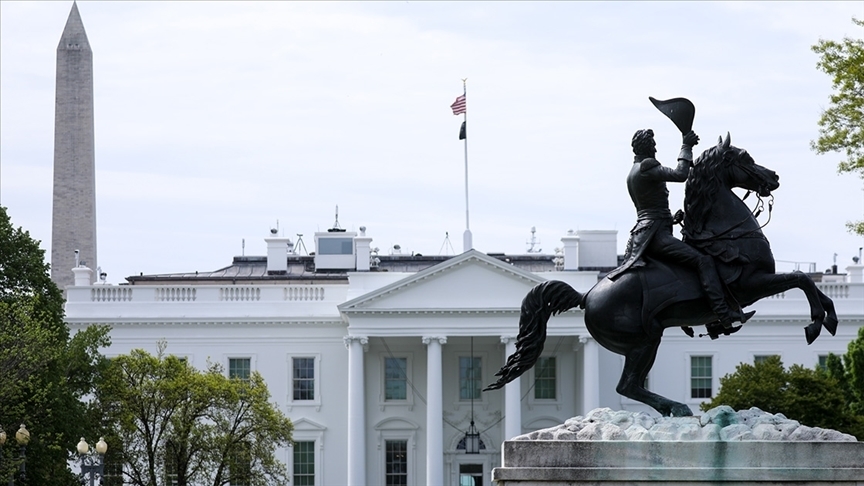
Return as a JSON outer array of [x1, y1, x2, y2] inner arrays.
[[125, 253, 564, 285]]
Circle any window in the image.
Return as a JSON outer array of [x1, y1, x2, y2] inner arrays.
[[690, 356, 713, 399], [459, 357, 482, 401], [229, 358, 251, 381], [102, 448, 124, 486], [385, 440, 408, 486], [754, 355, 778, 365], [459, 464, 484, 486], [164, 442, 179, 486], [318, 238, 353, 255], [385, 357, 407, 400], [534, 356, 556, 400], [229, 442, 251, 486], [293, 441, 315, 486], [293, 357, 315, 401], [818, 355, 829, 370]]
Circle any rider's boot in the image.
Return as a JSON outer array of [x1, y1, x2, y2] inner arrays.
[[696, 256, 755, 329], [719, 310, 756, 330]]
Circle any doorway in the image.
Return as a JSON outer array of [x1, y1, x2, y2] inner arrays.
[[458, 463, 483, 486]]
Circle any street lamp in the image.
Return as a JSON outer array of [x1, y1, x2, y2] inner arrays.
[[77, 437, 108, 486], [0, 429, 6, 486], [14, 425, 28, 484]]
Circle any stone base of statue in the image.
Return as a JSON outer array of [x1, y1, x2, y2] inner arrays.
[[492, 407, 864, 485]]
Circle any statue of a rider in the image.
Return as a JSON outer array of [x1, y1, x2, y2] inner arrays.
[[607, 128, 754, 330]]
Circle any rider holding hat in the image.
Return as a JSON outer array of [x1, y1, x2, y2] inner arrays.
[[608, 128, 753, 330]]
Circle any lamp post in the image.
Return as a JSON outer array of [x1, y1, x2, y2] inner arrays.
[[0, 428, 7, 486], [14, 425, 28, 484], [463, 336, 481, 454], [77, 437, 107, 486]]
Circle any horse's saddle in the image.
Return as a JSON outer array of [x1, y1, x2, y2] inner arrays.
[[631, 256, 741, 334]]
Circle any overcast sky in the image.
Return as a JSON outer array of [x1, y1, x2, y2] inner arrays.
[[1, 1, 862, 283]]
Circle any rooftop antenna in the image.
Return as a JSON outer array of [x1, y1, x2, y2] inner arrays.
[[439, 232, 456, 256], [242, 238, 246, 256], [294, 234, 308, 255], [526, 226, 542, 253], [328, 205, 346, 233]]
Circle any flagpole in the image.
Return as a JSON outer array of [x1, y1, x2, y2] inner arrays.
[[462, 78, 472, 252]]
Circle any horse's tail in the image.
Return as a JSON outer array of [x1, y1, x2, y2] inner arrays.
[[483, 280, 583, 391]]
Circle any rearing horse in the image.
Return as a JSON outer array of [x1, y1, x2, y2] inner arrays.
[[485, 134, 838, 417]]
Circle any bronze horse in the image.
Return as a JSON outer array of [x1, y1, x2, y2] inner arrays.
[[485, 134, 838, 417]]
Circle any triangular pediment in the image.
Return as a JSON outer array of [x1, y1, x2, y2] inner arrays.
[[339, 250, 545, 313], [292, 418, 327, 431]]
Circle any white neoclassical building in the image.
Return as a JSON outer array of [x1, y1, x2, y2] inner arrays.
[[65, 227, 864, 486]]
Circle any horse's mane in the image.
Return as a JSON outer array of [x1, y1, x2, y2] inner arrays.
[[683, 144, 726, 236]]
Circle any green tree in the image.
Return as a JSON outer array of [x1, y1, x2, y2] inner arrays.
[[97, 344, 294, 486], [0, 206, 110, 485], [703, 354, 864, 439], [811, 17, 864, 235], [825, 326, 864, 417]]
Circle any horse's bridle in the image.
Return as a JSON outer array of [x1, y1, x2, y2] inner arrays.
[[683, 158, 775, 243]]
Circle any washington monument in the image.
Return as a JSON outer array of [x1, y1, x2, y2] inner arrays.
[[52, 2, 97, 288]]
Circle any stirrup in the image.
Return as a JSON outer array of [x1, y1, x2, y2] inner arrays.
[[720, 310, 755, 329], [701, 323, 742, 340]]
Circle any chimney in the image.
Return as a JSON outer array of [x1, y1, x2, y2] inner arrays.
[[354, 226, 372, 271], [847, 262, 863, 283], [561, 230, 580, 271], [72, 265, 93, 287], [575, 230, 618, 268], [265, 229, 293, 275]]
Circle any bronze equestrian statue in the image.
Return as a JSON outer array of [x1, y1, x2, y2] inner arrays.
[[485, 99, 838, 417]]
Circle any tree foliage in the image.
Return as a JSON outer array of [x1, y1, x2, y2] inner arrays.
[[825, 326, 864, 417], [0, 206, 110, 485], [811, 17, 864, 235], [702, 350, 864, 439], [96, 343, 294, 486]]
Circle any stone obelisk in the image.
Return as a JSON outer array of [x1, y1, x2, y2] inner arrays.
[[51, 2, 96, 288]]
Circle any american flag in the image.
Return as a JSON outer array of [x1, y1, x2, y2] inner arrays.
[[450, 94, 466, 115]]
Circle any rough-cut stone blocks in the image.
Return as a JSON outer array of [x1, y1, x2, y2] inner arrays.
[[493, 408, 863, 485]]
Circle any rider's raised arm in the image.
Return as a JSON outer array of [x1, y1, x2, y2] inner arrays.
[[644, 155, 691, 183], [646, 130, 699, 183]]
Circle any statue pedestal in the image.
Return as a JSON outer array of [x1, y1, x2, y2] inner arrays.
[[492, 441, 864, 485]]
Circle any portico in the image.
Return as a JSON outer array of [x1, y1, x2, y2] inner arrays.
[[338, 250, 599, 484]]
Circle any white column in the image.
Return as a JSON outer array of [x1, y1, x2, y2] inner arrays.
[[580, 335, 600, 413], [501, 336, 521, 440], [344, 335, 368, 486], [422, 336, 446, 486]]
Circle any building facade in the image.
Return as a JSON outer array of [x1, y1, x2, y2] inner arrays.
[[64, 228, 864, 486]]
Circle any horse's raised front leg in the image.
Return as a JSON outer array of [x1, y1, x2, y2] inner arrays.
[[815, 287, 838, 336], [738, 271, 834, 344], [617, 338, 692, 417]]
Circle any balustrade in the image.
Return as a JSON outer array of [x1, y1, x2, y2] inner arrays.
[[156, 287, 197, 302], [818, 283, 850, 299], [219, 287, 260, 301], [91, 287, 133, 302], [285, 286, 326, 301]]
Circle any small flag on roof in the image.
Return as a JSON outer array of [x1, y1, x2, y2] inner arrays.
[[450, 94, 466, 115]]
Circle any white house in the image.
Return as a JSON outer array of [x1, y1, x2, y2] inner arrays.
[[65, 226, 864, 486]]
